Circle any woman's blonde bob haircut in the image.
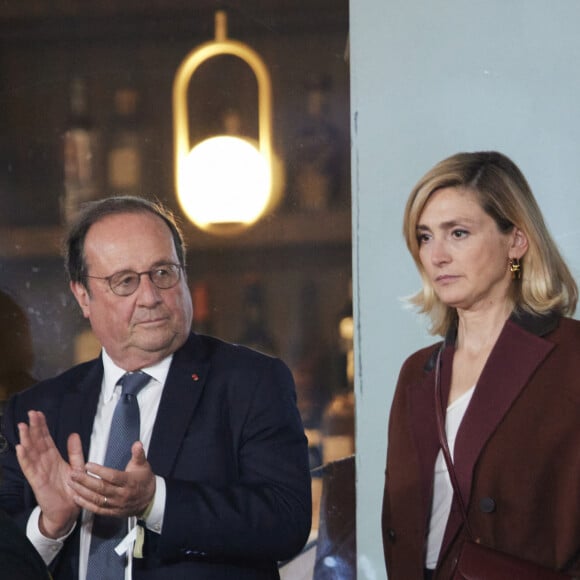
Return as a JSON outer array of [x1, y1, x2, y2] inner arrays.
[[404, 151, 578, 336]]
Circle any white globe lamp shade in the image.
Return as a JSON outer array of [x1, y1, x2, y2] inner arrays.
[[177, 136, 272, 233]]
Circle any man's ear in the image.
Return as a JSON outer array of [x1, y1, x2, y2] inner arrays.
[[70, 281, 91, 318]]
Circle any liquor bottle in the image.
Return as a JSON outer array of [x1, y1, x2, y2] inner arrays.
[[290, 280, 331, 427], [336, 278, 354, 392], [292, 73, 341, 212], [106, 87, 143, 195], [321, 279, 355, 463], [289, 280, 331, 470], [321, 390, 355, 463], [236, 276, 277, 356], [62, 76, 101, 224], [191, 280, 213, 335]]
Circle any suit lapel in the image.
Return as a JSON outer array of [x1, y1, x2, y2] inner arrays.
[[147, 334, 209, 476], [56, 361, 103, 461]]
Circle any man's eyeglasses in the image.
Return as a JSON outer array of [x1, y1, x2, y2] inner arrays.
[[86, 263, 183, 297]]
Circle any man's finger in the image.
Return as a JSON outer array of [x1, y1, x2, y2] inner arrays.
[[67, 433, 85, 470], [129, 441, 147, 465]]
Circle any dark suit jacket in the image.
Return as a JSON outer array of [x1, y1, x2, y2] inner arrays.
[[0, 333, 311, 579], [382, 313, 580, 580], [0, 507, 52, 579]]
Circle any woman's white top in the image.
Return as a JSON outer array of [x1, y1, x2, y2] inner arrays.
[[425, 385, 475, 569]]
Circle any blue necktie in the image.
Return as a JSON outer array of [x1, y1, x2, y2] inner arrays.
[[87, 371, 150, 580]]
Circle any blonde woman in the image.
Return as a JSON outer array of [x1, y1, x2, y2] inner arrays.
[[382, 151, 580, 579]]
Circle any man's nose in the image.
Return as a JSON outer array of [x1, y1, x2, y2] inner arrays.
[[135, 273, 162, 303]]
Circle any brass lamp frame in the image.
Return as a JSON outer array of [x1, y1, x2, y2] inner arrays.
[[173, 10, 274, 232]]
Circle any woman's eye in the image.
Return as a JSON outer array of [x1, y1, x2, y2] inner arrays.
[[451, 229, 468, 239], [417, 232, 431, 244]]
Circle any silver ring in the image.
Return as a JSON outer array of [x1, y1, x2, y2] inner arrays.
[[103, 496, 108, 506]]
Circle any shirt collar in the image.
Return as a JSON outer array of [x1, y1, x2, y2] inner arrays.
[[101, 348, 173, 402]]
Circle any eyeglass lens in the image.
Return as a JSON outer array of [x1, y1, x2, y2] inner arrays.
[[110, 264, 181, 296]]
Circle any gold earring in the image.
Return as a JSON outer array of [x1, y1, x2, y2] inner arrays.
[[509, 257, 522, 280]]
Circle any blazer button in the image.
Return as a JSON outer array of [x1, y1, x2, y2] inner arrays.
[[182, 548, 208, 557], [386, 528, 397, 543], [479, 497, 496, 513]]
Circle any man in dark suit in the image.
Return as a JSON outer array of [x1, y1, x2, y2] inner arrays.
[[0, 196, 311, 579]]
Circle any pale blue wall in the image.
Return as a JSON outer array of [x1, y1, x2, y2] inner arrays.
[[350, 1, 580, 578]]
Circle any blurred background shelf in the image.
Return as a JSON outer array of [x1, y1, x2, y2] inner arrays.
[[0, 226, 63, 259], [0, 208, 351, 258]]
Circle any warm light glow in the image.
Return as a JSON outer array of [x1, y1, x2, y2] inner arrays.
[[177, 136, 271, 229], [173, 10, 279, 235]]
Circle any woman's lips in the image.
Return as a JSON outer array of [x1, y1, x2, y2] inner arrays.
[[435, 274, 459, 284]]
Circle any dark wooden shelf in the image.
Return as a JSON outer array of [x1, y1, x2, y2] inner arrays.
[[0, 226, 63, 259], [184, 208, 351, 250], [0, 1, 348, 42], [0, 209, 351, 259]]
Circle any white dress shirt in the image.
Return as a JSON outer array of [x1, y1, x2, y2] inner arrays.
[[27, 349, 171, 580]]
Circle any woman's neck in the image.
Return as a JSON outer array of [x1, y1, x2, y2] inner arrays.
[[455, 300, 514, 355]]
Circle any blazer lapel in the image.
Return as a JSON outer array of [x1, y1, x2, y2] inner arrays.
[[454, 319, 555, 504], [147, 334, 209, 476], [409, 344, 446, 522], [439, 317, 556, 556]]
